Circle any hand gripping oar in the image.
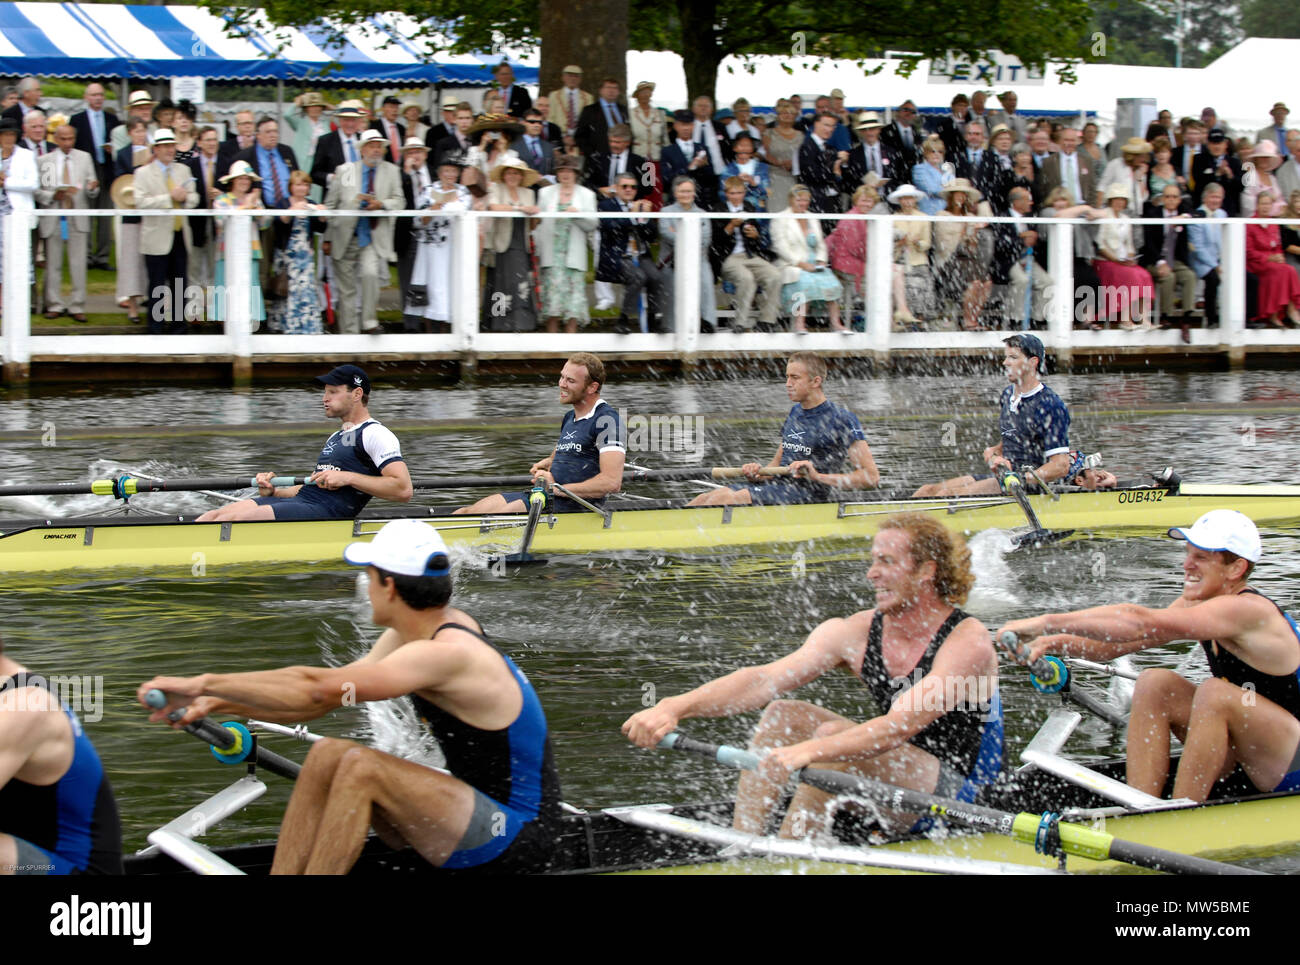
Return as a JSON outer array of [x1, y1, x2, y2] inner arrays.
[[998, 631, 1128, 728], [144, 689, 301, 780], [486, 485, 550, 571], [658, 732, 1264, 875], [0, 475, 309, 499], [995, 467, 1073, 549]]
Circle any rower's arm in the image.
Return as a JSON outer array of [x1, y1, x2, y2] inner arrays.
[[1026, 633, 1151, 663], [530, 450, 557, 474], [1034, 451, 1073, 483], [814, 439, 880, 490], [555, 448, 626, 500], [622, 614, 866, 747], [339, 461, 414, 503], [0, 689, 57, 787]]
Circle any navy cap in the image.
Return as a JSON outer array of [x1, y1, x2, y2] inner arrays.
[[1003, 334, 1047, 374], [316, 364, 370, 394], [672, 109, 694, 124], [1206, 128, 1227, 143]]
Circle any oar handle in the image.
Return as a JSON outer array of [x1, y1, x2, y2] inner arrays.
[[998, 631, 1067, 693], [709, 466, 795, 480], [144, 689, 301, 779], [659, 732, 760, 770]]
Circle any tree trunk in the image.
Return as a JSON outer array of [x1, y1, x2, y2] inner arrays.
[[678, 0, 720, 104], [539, 0, 629, 98]]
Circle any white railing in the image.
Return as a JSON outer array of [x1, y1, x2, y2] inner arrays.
[[1, 206, 1292, 375]]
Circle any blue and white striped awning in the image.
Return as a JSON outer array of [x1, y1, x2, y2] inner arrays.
[[0, 3, 536, 84]]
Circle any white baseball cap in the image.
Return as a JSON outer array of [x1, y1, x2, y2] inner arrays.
[[1168, 509, 1262, 563], [344, 520, 451, 576]]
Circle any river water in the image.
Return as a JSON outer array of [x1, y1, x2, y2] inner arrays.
[[2, 365, 1299, 870]]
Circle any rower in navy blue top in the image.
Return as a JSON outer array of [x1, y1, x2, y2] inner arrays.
[[140, 519, 563, 873], [689, 351, 879, 507], [913, 334, 1072, 498], [456, 353, 627, 515], [197, 364, 414, 523]]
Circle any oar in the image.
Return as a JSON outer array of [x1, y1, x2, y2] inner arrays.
[[998, 631, 1127, 727], [995, 467, 1073, 549], [144, 689, 301, 781], [658, 732, 1264, 875], [403, 467, 797, 490], [0, 475, 308, 499], [486, 485, 550, 571]]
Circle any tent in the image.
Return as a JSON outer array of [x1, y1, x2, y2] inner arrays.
[[0, 2, 536, 85]]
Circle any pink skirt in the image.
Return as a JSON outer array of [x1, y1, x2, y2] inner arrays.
[[1094, 261, 1153, 319]]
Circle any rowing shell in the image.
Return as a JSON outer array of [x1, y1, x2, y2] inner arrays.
[[4, 482, 1300, 577]]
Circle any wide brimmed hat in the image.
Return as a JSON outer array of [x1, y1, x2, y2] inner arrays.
[[334, 99, 368, 117], [220, 159, 262, 183], [357, 129, 387, 147], [1104, 182, 1131, 202], [400, 136, 428, 152], [401, 102, 423, 115], [855, 111, 883, 130], [440, 94, 461, 110], [468, 113, 523, 136], [127, 90, 156, 109], [489, 156, 540, 186], [634, 81, 655, 96], [887, 183, 925, 203], [939, 178, 983, 201], [109, 174, 135, 208], [1120, 136, 1153, 154], [151, 127, 176, 145], [988, 123, 1012, 139], [436, 149, 468, 169], [299, 91, 333, 109], [0, 117, 18, 135], [1273, 101, 1289, 113], [1247, 139, 1281, 159]]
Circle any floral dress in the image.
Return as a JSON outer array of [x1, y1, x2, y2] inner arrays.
[[267, 215, 321, 333], [539, 200, 590, 323]]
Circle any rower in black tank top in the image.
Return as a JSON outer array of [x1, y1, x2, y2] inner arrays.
[[858, 609, 1003, 798], [1200, 588, 1300, 719]]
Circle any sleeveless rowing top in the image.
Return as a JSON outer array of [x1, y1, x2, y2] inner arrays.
[[1200, 588, 1300, 719], [859, 610, 1003, 791], [408, 624, 562, 826], [0, 673, 122, 874]]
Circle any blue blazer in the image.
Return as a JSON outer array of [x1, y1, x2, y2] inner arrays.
[[912, 162, 952, 216], [1187, 207, 1226, 278]]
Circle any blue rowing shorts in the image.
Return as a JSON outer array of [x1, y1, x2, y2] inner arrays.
[[442, 788, 530, 869], [8, 835, 72, 875], [737, 482, 822, 506], [251, 495, 347, 521]]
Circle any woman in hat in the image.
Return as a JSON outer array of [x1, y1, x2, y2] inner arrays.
[[1098, 137, 1151, 212], [0, 115, 37, 301], [1241, 141, 1287, 217], [408, 152, 472, 331], [1080, 121, 1103, 166], [151, 98, 176, 136], [933, 179, 991, 331], [887, 183, 931, 328], [268, 170, 325, 335], [1246, 189, 1300, 328], [725, 98, 762, 145], [771, 184, 846, 333], [285, 92, 335, 201], [481, 156, 540, 332], [112, 117, 153, 323], [173, 100, 198, 162], [533, 154, 597, 333], [762, 100, 804, 212], [720, 135, 771, 211], [464, 113, 522, 196], [212, 160, 269, 328], [1094, 182, 1155, 330], [402, 103, 430, 145], [912, 135, 954, 216], [629, 81, 667, 162]]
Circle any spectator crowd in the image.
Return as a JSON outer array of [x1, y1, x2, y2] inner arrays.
[[3, 70, 1300, 339]]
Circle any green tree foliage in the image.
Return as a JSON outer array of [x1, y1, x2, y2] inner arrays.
[[1240, 0, 1300, 38], [1087, 0, 1244, 68]]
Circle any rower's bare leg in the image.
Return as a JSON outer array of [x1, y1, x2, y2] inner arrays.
[[1126, 668, 1195, 796], [453, 494, 526, 515], [271, 737, 353, 874], [195, 499, 278, 523], [299, 744, 476, 874], [1172, 678, 1300, 802], [734, 699, 849, 834], [780, 739, 941, 838], [687, 486, 754, 508], [911, 476, 1001, 499], [0, 834, 17, 874]]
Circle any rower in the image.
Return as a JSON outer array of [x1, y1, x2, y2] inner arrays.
[[1066, 450, 1118, 490], [138, 519, 563, 873], [454, 353, 625, 515], [912, 334, 1070, 498], [687, 351, 879, 507], [623, 512, 1002, 836], [196, 364, 413, 522], [998, 509, 1300, 803], [0, 636, 123, 874]]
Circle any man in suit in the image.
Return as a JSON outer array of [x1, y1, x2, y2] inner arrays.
[[999, 186, 1051, 328], [512, 110, 556, 181], [1140, 183, 1197, 333], [575, 77, 627, 158], [689, 94, 733, 174], [185, 126, 222, 315], [597, 173, 667, 333], [935, 93, 972, 160], [661, 110, 718, 208], [1190, 128, 1243, 215], [955, 121, 1003, 206], [712, 176, 780, 331], [370, 96, 405, 166], [35, 125, 99, 321], [1, 77, 43, 126], [548, 65, 593, 141], [1257, 102, 1291, 159], [396, 138, 432, 331], [1027, 129, 1053, 172], [988, 90, 1029, 141], [324, 129, 403, 333], [425, 94, 461, 150], [1035, 127, 1095, 205], [493, 62, 532, 119], [1276, 130, 1300, 198], [968, 90, 995, 132], [430, 104, 474, 169], [1171, 120, 1205, 192], [582, 123, 648, 200], [110, 91, 155, 154], [69, 82, 120, 269], [842, 112, 901, 200], [232, 116, 298, 289], [311, 101, 368, 193], [798, 112, 848, 214], [20, 110, 50, 157], [134, 129, 198, 335], [879, 100, 922, 170], [217, 111, 257, 179]]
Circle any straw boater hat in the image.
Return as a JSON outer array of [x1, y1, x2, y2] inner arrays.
[[939, 178, 983, 201], [855, 110, 883, 130], [489, 156, 540, 186], [299, 91, 333, 109], [334, 99, 368, 117], [109, 174, 135, 209], [220, 160, 262, 184], [441, 94, 461, 111], [468, 112, 523, 136], [887, 183, 925, 204], [151, 127, 176, 145], [1104, 182, 1131, 202], [400, 136, 428, 153], [634, 81, 655, 96], [127, 90, 156, 109], [1120, 137, 1153, 154], [562, 64, 583, 75], [401, 102, 423, 117], [988, 123, 1012, 140], [357, 129, 387, 147]]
